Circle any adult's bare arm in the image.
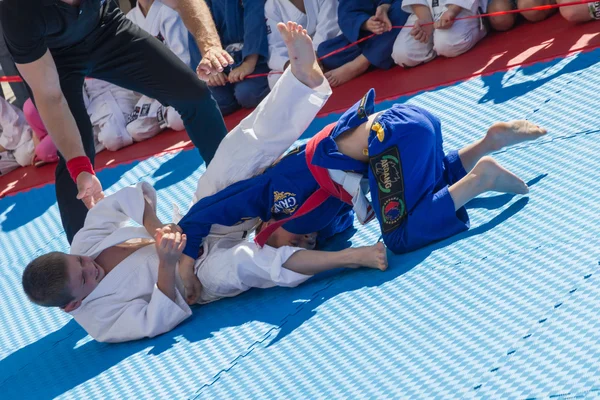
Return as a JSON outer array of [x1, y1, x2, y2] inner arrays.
[[161, 0, 234, 79], [16, 50, 104, 208]]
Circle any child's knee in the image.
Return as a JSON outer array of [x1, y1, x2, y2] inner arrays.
[[100, 123, 133, 151], [433, 26, 483, 58], [559, 2, 593, 22], [488, 0, 517, 31], [392, 34, 433, 67], [518, 0, 555, 21]]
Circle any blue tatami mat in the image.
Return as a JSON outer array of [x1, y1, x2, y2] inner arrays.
[[1, 48, 600, 399]]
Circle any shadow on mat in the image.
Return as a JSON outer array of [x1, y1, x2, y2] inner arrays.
[[0, 180, 536, 399], [479, 49, 600, 105], [153, 150, 202, 192]]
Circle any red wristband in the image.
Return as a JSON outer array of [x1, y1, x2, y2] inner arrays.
[[67, 156, 95, 182]]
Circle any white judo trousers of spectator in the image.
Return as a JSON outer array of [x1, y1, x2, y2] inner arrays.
[[392, 0, 488, 68], [0, 96, 34, 175]]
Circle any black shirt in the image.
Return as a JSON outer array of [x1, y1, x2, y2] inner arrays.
[[0, 0, 113, 64]]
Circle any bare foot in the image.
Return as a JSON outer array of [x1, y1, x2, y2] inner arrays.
[[486, 120, 547, 151], [324, 55, 370, 87], [349, 242, 388, 271], [276, 22, 324, 89], [473, 156, 529, 195]]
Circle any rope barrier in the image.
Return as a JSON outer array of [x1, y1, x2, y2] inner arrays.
[[0, 0, 596, 83]]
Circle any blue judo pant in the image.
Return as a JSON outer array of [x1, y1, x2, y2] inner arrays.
[[367, 105, 470, 254], [317, 1, 409, 70]]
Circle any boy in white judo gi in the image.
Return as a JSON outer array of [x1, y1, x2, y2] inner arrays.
[[21, 23, 387, 343], [391, 0, 488, 67]]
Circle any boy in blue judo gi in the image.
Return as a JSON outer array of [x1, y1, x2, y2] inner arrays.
[[320, 0, 409, 87], [189, 0, 271, 115], [177, 37, 547, 305], [179, 92, 546, 267]]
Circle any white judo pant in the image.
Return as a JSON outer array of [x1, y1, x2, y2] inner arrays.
[[392, 5, 487, 68], [85, 80, 141, 152], [0, 97, 34, 175], [179, 69, 332, 304]]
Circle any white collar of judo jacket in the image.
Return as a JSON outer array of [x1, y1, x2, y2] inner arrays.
[[68, 238, 158, 313]]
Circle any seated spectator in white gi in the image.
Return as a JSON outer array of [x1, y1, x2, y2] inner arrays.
[[21, 23, 387, 343], [125, 0, 186, 142], [188, 0, 271, 116], [266, 0, 343, 89], [487, 0, 556, 32], [0, 96, 34, 175], [392, 0, 488, 68]]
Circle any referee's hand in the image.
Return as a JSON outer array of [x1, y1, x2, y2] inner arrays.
[[196, 46, 234, 81], [76, 172, 105, 209]]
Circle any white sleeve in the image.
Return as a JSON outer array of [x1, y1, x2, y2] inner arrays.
[[161, 9, 191, 66], [74, 286, 192, 343], [401, 0, 429, 14], [265, 0, 289, 72], [312, 0, 342, 49], [71, 182, 157, 255], [192, 69, 332, 203]]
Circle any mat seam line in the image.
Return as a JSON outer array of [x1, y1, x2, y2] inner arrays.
[[469, 253, 600, 396]]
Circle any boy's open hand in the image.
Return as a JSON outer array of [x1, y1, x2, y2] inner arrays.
[[155, 229, 187, 265]]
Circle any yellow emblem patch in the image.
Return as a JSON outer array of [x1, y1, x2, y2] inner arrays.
[[371, 122, 385, 142]]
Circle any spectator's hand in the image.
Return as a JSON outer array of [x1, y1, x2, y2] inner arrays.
[[155, 229, 187, 266], [76, 172, 105, 209], [434, 7, 459, 29], [206, 71, 229, 87], [362, 16, 387, 35], [196, 46, 234, 81], [179, 255, 203, 305], [228, 62, 255, 83], [410, 19, 434, 43], [374, 4, 393, 32]]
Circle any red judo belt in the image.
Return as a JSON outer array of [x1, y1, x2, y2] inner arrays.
[[254, 123, 353, 247]]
